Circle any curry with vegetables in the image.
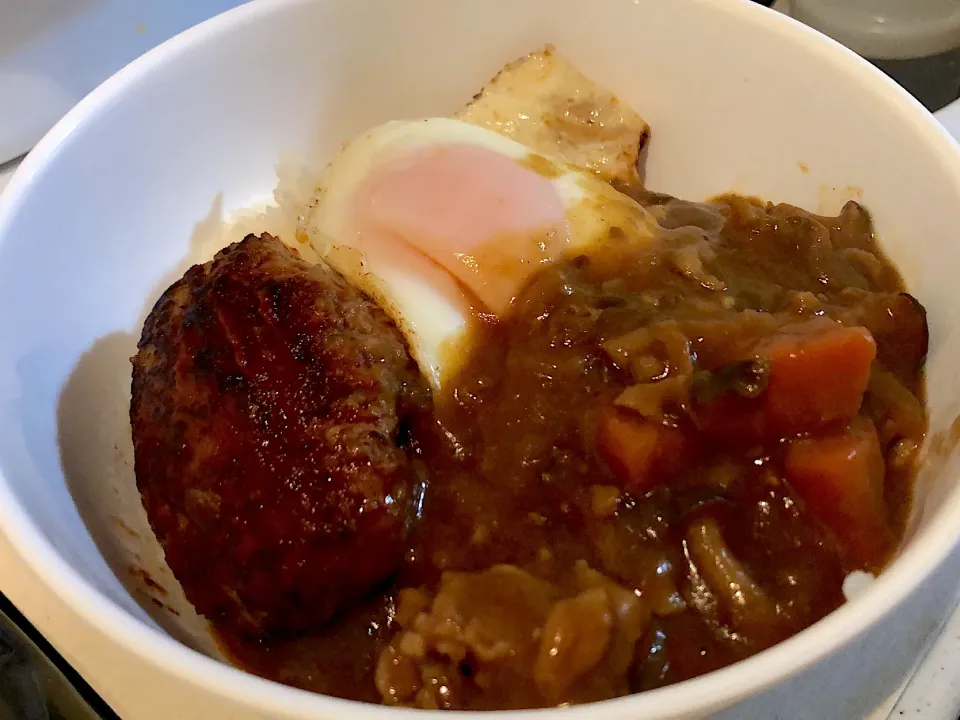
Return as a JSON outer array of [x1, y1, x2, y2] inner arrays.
[[131, 44, 929, 711], [218, 194, 927, 709]]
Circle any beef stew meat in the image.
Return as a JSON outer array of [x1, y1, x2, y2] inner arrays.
[[209, 197, 927, 709]]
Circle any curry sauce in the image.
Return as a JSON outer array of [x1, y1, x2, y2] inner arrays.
[[219, 194, 927, 709]]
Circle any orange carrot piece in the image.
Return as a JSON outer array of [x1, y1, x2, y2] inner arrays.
[[760, 324, 876, 435], [597, 407, 691, 492], [695, 323, 876, 441], [785, 420, 891, 567]]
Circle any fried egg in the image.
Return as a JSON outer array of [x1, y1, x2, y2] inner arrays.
[[301, 117, 659, 391]]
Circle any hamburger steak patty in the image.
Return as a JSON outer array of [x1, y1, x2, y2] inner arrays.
[[130, 234, 427, 639]]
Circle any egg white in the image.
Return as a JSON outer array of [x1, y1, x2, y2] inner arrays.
[[300, 117, 659, 392]]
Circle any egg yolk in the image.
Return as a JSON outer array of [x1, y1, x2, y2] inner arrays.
[[348, 143, 569, 314]]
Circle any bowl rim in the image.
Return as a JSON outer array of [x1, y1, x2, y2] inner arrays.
[[1, 0, 960, 717]]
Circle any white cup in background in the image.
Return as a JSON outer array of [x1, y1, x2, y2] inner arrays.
[[777, 0, 960, 110]]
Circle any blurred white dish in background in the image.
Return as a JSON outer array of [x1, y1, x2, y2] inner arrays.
[[779, 0, 960, 59]]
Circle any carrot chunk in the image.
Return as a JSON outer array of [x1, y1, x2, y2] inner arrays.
[[597, 407, 691, 492], [785, 420, 891, 567], [694, 323, 876, 441], [760, 324, 876, 434]]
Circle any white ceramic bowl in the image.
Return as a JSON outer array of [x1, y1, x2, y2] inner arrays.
[[1, 0, 959, 717]]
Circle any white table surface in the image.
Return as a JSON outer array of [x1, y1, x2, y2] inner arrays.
[[0, 0, 244, 165], [1, 110, 959, 718]]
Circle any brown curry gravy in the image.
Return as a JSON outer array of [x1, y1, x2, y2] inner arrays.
[[219, 192, 927, 708]]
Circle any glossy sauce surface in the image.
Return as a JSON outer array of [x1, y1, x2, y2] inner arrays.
[[221, 194, 928, 709]]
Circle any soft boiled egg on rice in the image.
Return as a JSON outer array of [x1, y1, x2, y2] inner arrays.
[[301, 117, 661, 391]]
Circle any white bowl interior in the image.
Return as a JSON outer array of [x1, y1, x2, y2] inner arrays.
[[1, 0, 960, 717]]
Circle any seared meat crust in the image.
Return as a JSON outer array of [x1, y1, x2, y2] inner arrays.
[[131, 234, 426, 638]]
